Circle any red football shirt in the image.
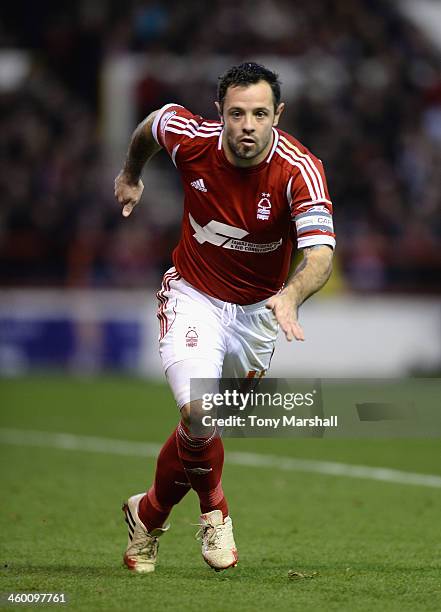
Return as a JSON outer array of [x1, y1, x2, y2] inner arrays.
[[152, 104, 335, 305]]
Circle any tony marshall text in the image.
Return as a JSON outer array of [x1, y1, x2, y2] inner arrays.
[[202, 415, 338, 428]]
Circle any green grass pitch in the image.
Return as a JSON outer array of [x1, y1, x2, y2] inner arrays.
[[0, 376, 440, 611]]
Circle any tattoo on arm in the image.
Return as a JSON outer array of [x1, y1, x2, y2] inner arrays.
[[123, 111, 162, 183], [285, 245, 333, 306]]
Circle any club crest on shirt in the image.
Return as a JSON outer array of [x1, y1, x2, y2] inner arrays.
[[257, 193, 271, 220], [185, 326, 198, 348]]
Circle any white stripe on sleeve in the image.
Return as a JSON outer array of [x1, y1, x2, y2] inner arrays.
[[151, 103, 184, 145]]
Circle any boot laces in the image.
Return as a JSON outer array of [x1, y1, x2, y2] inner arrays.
[[133, 532, 159, 558], [194, 523, 223, 549]]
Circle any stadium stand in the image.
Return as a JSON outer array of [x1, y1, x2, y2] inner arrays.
[[0, 0, 440, 292]]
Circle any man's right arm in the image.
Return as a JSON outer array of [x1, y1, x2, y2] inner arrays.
[[114, 110, 162, 217]]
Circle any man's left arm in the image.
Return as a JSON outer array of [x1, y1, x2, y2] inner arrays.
[[266, 245, 333, 341]]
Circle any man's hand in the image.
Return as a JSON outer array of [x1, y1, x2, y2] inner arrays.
[[266, 245, 333, 342], [114, 171, 144, 218], [114, 110, 160, 217], [266, 289, 305, 342]]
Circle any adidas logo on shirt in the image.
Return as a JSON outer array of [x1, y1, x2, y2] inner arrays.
[[191, 178, 207, 192]]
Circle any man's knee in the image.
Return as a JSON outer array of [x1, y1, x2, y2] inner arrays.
[[180, 399, 204, 428], [180, 399, 216, 438]]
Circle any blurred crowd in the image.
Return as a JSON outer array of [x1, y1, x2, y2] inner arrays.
[[1, 0, 440, 292]]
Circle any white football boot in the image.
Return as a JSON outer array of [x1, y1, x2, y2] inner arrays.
[[196, 510, 238, 571], [122, 493, 169, 573]]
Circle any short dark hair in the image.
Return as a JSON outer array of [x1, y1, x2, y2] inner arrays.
[[217, 62, 281, 112]]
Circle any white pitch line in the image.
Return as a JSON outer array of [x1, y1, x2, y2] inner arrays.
[[1, 427, 441, 489]]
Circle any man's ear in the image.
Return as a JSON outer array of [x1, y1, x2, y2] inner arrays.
[[214, 101, 223, 123], [273, 102, 285, 127]]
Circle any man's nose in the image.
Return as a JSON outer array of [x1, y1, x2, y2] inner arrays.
[[242, 116, 255, 133]]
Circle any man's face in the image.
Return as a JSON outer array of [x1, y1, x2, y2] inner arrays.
[[216, 80, 284, 167]]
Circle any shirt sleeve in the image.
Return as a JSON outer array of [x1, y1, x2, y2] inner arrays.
[[287, 154, 336, 250], [152, 103, 202, 166]]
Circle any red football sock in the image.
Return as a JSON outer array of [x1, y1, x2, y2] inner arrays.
[[138, 427, 190, 532], [176, 421, 228, 519]]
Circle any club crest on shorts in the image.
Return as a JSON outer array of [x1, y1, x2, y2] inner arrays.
[[257, 193, 271, 220], [185, 326, 198, 348]]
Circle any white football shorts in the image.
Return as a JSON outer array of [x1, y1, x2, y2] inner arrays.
[[157, 267, 279, 408]]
